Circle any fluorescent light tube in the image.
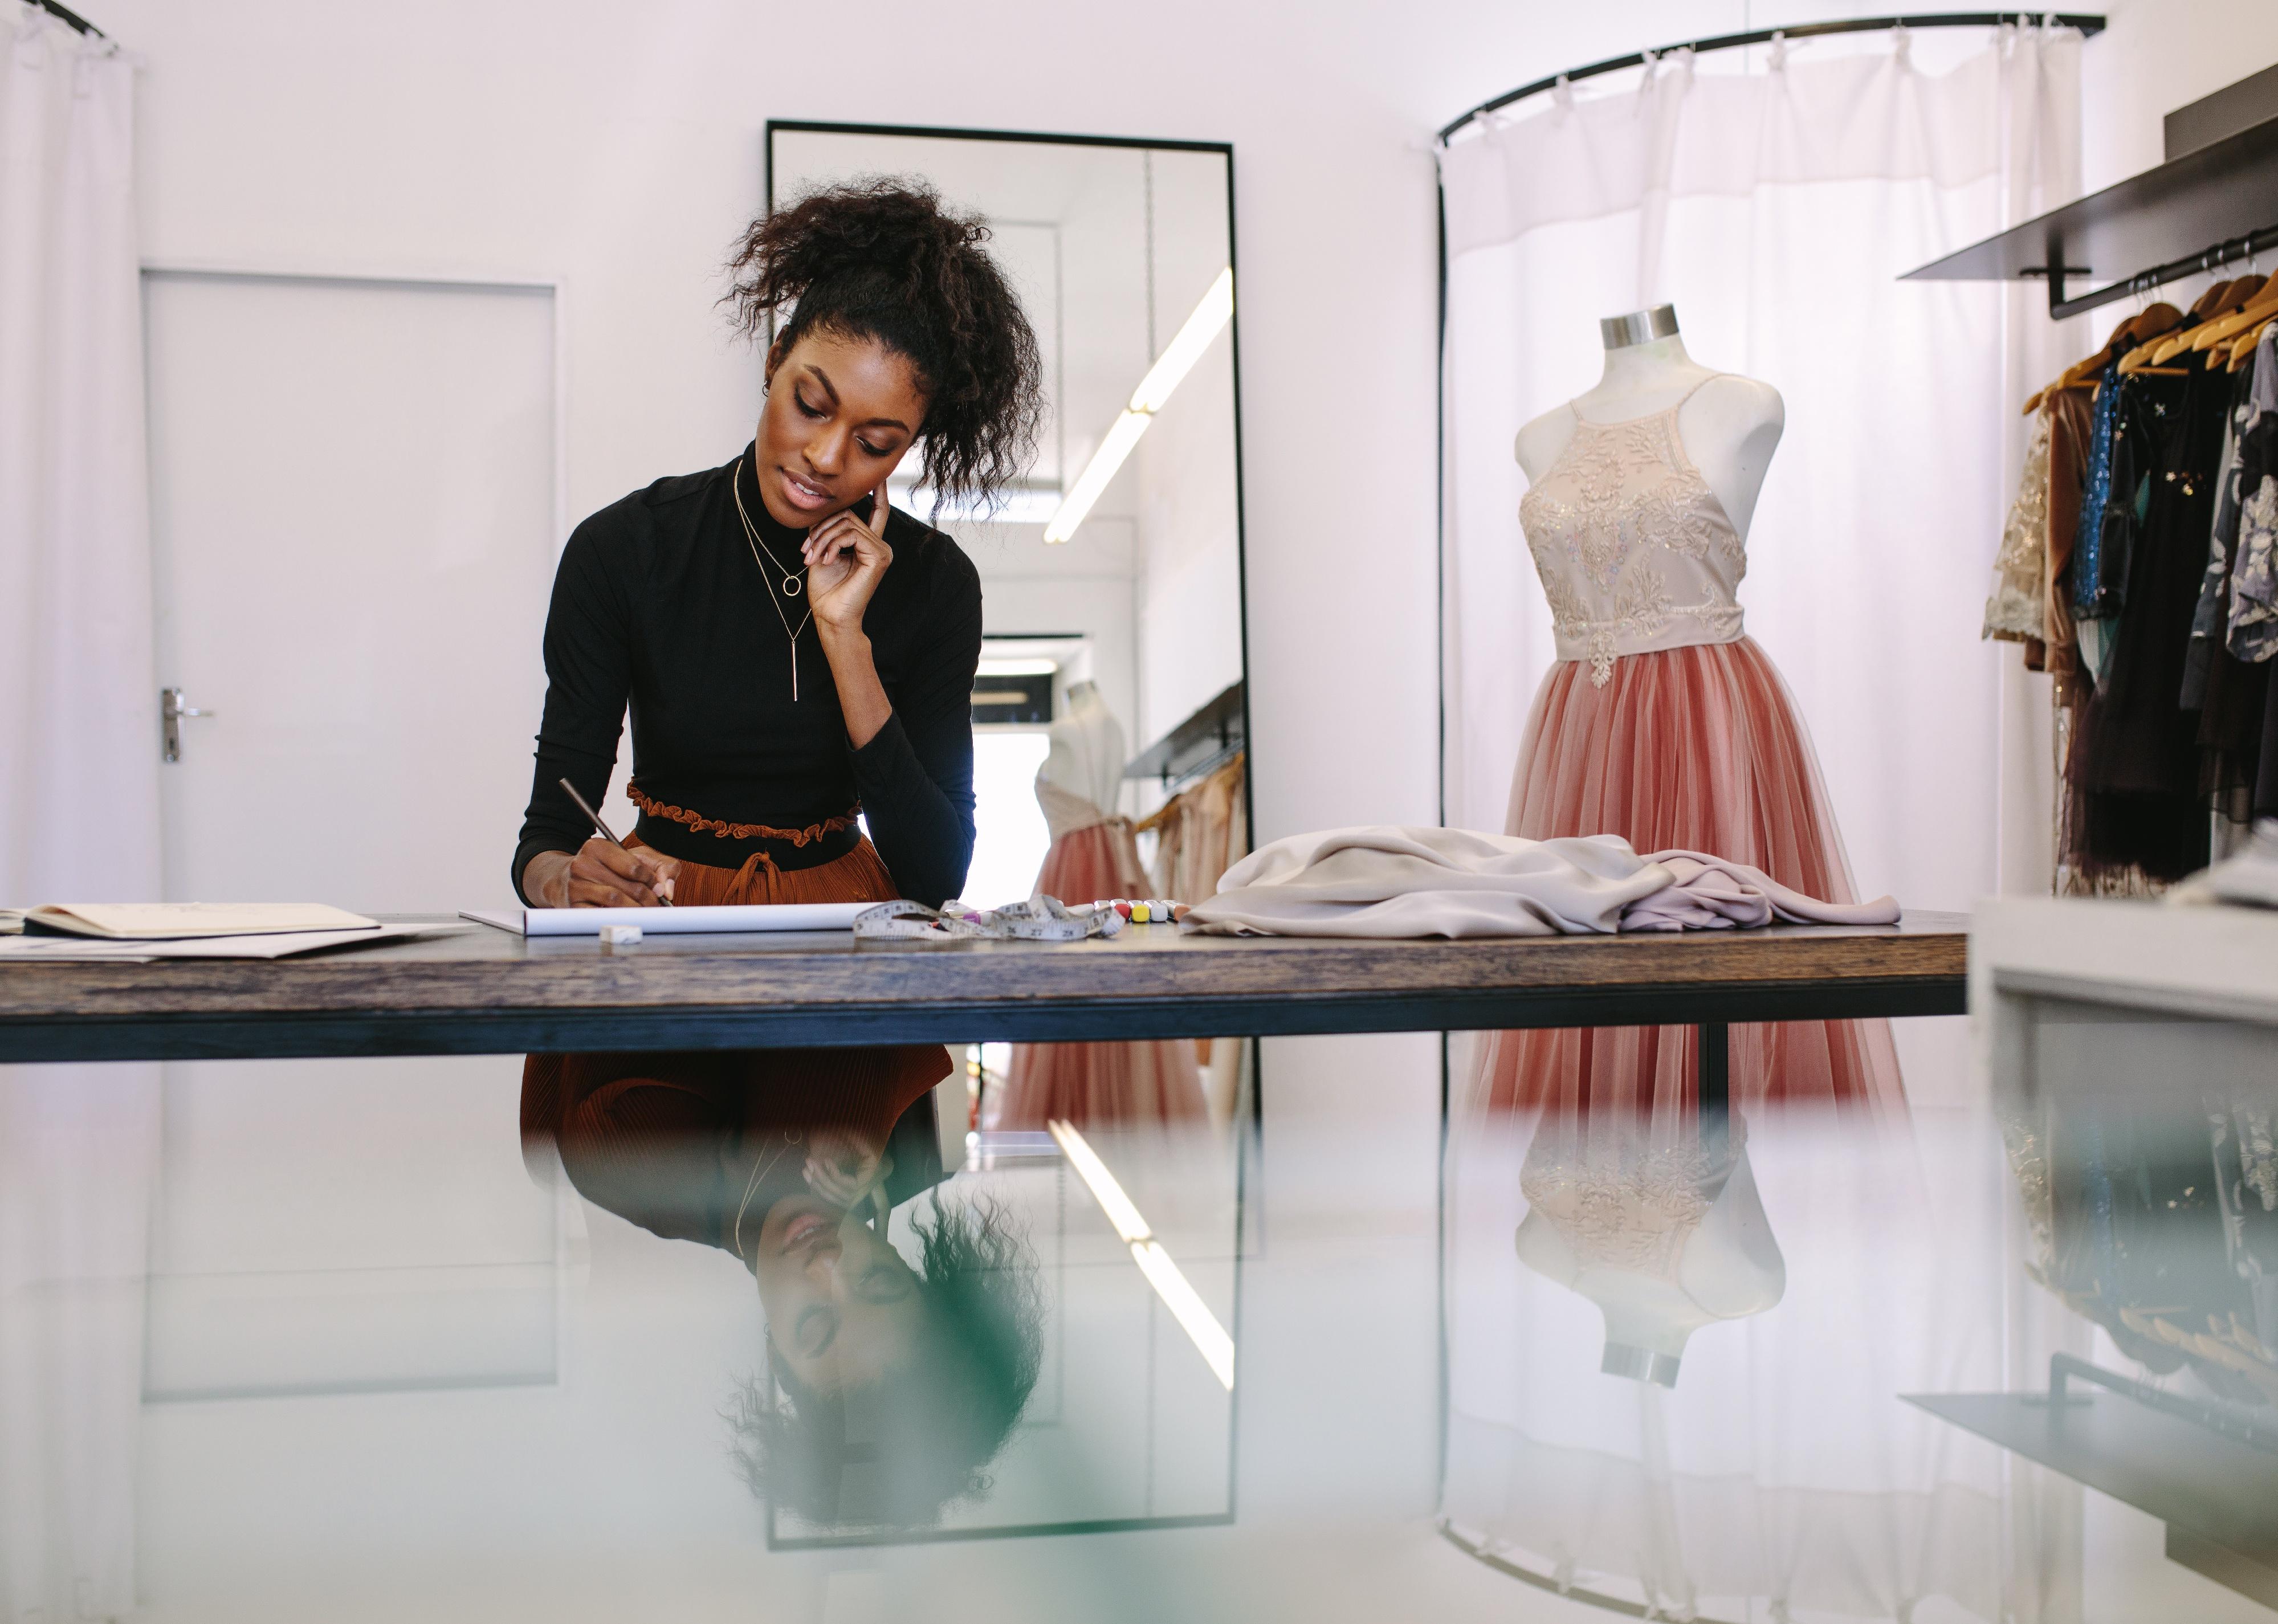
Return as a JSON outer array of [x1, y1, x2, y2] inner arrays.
[[1048, 1118, 1236, 1390], [1042, 267, 1234, 545], [1127, 267, 1234, 414], [1042, 409, 1148, 545], [1048, 1118, 1152, 1243], [1131, 1241, 1236, 1389]]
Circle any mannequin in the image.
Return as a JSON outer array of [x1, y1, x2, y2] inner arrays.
[[1514, 1128, 1786, 1386], [1476, 301, 1903, 1119], [1037, 680, 1123, 818], [994, 679, 1205, 1129], [1514, 305, 1785, 538]]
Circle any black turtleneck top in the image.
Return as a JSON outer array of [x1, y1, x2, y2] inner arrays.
[[513, 448, 981, 907]]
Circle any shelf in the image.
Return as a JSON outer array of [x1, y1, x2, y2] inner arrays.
[[1909, 1362, 2278, 1610], [1901, 112, 2278, 319], [1124, 679, 1245, 786]]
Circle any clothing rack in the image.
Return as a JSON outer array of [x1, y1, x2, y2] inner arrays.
[[1436, 12, 2106, 146], [30, 0, 104, 36]]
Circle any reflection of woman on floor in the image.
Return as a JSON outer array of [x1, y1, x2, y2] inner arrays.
[[522, 1047, 1042, 1528], [733, 1182, 1041, 1528]]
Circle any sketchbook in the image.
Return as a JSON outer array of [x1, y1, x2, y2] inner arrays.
[[13, 903, 379, 940], [462, 902, 873, 937]]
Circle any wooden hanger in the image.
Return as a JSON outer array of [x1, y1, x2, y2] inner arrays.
[[2109, 300, 2189, 374], [2228, 318, 2273, 373], [2025, 302, 2184, 413], [2178, 274, 2269, 366], [2191, 283, 2278, 352], [2188, 277, 2240, 319]]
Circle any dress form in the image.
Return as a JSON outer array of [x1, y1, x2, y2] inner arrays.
[[1514, 304, 1786, 539], [1038, 680, 1124, 817], [1514, 1137, 1786, 1386]]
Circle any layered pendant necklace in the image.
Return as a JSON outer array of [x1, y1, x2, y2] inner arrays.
[[733, 456, 814, 700]]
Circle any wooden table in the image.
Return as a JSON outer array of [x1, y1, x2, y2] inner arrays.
[[0, 911, 1968, 1066]]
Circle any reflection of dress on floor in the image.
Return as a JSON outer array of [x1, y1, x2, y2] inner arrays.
[[1442, 1103, 2077, 1623], [993, 689, 1205, 1129], [1477, 385, 1903, 1120]]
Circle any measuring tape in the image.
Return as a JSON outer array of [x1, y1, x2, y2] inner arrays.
[[853, 897, 1142, 944]]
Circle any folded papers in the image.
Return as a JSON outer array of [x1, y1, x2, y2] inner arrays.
[[16, 903, 378, 939]]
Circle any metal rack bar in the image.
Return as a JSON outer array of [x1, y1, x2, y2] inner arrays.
[[2039, 221, 2278, 320]]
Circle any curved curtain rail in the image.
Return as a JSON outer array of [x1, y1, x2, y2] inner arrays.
[[1436, 11, 2105, 145], [31, 0, 105, 37]]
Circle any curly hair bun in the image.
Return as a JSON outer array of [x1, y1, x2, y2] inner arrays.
[[727, 178, 1044, 513]]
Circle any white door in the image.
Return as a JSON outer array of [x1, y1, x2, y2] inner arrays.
[[139, 272, 567, 1410], [144, 270, 559, 912]]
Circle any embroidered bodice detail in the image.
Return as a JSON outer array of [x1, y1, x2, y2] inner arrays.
[[1518, 381, 1749, 686]]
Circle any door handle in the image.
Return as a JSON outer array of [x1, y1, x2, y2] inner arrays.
[[161, 687, 217, 763]]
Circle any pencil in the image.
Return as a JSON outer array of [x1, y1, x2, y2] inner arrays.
[[557, 778, 673, 905]]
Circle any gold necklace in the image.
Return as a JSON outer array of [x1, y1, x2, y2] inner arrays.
[[733, 1127, 805, 1264], [733, 457, 815, 700]]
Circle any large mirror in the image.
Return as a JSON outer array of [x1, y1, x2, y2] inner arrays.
[[771, 124, 1253, 1135]]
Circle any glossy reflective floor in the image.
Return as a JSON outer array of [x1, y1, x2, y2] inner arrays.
[[1, 1017, 2271, 1622]]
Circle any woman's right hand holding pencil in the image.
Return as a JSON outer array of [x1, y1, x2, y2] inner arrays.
[[522, 840, 679, 908]]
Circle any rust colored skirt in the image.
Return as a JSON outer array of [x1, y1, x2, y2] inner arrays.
[[521, 838, 953, 1157]]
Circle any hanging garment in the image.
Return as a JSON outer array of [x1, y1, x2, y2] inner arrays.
[[2043, 385, 2094, 685], [2232, 327, 2278, 664], [2234, 332, 2278, 824], [2192, 356, 2272, 827], [1485, 386, 1902, 1117], [2181, 362, 2255, 708], [991, 777, 1206, 1130], [2065, 369, 2221, 882], [2070, 357, 2128, 627], [1982, 401, 2053, 645], [1135, 753, 1247, 905], [1184, 826, 1898, 939]]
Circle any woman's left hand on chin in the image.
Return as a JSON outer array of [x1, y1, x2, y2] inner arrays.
[[804, 484, 893, 641]]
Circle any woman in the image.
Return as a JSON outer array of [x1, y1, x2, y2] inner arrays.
[[512, 176, 1042, 916], [518, 175, 1041, 1193]]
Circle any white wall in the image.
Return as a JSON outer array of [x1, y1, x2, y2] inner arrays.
[[2080, 0, 2278, 190]]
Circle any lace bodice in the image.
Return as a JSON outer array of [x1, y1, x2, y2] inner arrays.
[[1518, 380, 1749, 686]]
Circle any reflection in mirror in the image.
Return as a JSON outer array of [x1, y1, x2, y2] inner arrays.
[[769, 125, 1250, 1135], [521, 1043, 1240, 1543]]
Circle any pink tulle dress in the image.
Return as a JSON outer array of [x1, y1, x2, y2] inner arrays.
[[991, 777, 1208, 1129], [1475, 380, 1905, 1121]]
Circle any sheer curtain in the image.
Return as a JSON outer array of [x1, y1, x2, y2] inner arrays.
[[0, 9, 158, 1621], [1439, 25, 2083, 917], [1, 1, 158, 905]]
